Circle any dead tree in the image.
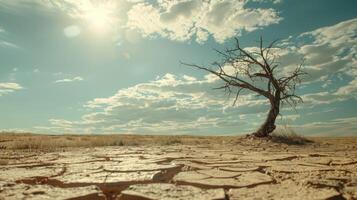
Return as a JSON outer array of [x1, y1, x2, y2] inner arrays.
[[183, 37, 306, 137]]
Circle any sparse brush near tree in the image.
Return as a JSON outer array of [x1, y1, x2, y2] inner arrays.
[[271, 125, 312, 145]]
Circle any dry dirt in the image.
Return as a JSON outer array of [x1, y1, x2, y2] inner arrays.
[[0, 134, 356, 200]]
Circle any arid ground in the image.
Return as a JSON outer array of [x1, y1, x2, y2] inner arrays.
[[0, 133, 356, 200]]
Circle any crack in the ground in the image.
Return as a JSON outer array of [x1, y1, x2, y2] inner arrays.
[[12, 162, 184, 200]]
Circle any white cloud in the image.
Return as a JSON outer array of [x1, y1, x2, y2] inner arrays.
[[0, 26, 18, 48], [0, 41, 18, 48], [300, 77, 357, 107], [301, 92, 345, 106], [44, 72, 269, 134], [293, 117, 357, 136], [278, 18, 357, 83], [251, 0, 283, 4], [49, 119, 73, 128], [54, 76, 84, 84], [63, 25, 81, 38], [0, 128, 30, 133], [0, 82, 23, 96], [335, 78, 357, 98], [127, 0, 282, 43]]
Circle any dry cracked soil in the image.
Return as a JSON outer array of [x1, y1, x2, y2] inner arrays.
[[0, 136, 357, 200]]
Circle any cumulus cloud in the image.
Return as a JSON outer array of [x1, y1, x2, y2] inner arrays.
[[54, 76, 84, 84], [127, 0, 282, 43], [0, 82, 23, 96], [44, 73, 269, 134], [279, 18, 357, 82]]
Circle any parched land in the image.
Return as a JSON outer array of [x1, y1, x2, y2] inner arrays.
[[0, 134, 356, 200]]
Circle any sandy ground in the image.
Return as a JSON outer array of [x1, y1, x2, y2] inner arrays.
[[0, 134, 356, 200]]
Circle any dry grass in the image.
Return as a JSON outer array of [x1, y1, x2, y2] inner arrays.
[[271, 125, 313, 145], [0, 129, 326, 151], [0, 159, 9, 165], [0, 132, 230, 151]]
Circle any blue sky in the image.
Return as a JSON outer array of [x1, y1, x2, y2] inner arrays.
[[0, 0, 356, 136]]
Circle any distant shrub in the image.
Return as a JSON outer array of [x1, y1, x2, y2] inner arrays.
[[112, 140, 125, 146], [164, 138, 182, 145], [0, 159, 9, 165]]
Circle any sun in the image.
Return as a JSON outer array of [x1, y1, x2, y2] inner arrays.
[[83, 2, 116, 33]]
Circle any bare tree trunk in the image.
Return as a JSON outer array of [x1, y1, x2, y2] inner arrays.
[[253, 93, 280, 137]]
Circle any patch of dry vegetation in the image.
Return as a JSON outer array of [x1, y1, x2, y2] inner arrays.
[[0, 129, 329, 152], [0, 132, 229, 151], [271, 125, 313, 145]]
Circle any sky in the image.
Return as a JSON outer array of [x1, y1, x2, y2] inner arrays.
[[0, 0, 356, 136]]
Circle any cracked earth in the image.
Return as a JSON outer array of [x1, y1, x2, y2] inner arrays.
[[0, 136, 357, 200]]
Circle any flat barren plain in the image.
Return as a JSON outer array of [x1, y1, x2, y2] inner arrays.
[[0, 133, 356, 200]]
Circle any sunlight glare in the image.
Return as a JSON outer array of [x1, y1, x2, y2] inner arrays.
[[83, 2, 116, 33]]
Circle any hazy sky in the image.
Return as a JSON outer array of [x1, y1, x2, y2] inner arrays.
[[0, 0, 356, 136]]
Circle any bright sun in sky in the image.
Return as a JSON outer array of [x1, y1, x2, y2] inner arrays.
[[82, 3, 116, 33]]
